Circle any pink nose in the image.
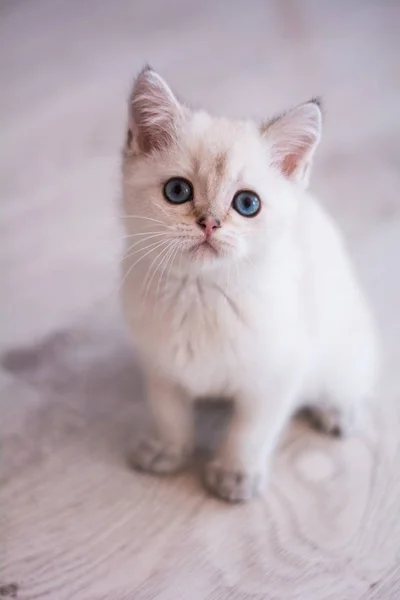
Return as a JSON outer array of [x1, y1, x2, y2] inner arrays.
[[197, 216, 221, 237]]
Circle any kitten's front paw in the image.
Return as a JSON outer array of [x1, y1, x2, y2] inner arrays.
[[204, 460, 265, 503], [132, 436, 189, 475]]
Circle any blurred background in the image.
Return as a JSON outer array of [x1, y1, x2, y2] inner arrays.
[[1, 1, 400, 598]]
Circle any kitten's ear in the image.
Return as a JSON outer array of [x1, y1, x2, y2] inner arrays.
[[127, 65, 182, 154], [261, 99, 322, 187]]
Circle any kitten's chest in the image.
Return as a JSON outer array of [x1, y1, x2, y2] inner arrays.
[[124, 270, 304, 395], [127, 278, 257, 389], [154, 280, 248, 353]]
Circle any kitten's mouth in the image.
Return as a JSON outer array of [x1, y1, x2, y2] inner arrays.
[[190, 239, 219, 257]]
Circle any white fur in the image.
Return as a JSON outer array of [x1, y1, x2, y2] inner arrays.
[[121, 69, 379, 502]]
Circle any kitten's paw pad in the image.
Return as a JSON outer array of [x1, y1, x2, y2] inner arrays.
[[302, 405, 359, 437], [204, 461, 265, 503], [132, 437, 188, 475]]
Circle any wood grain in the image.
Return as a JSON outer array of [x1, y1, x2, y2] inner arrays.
[[1, 1, 400, 598]]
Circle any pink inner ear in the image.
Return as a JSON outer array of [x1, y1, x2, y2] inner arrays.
[[281, 152, 300, 178]]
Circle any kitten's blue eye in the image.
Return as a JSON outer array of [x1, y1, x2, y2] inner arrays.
[[163, 178, 193, 204], [232, 190, 261, 217]]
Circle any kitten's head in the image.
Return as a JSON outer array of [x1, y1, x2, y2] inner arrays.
[[122, 66, 322, 272]]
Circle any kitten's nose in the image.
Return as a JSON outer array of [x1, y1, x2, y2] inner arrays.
[[197, 216, 221, 237]]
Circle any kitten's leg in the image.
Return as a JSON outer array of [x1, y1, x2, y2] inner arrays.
[[132, 373, 193, 474], [204, 376, 299, 502], [304, 311, 378, 437]]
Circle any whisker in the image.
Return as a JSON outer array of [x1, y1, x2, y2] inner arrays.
[[119, 215, 166, 226], [123, 233, 175, 258], [154, 243, 175, 306], [121, 230, 172, 240], [118, 238, 171, 294], [162, 241, 181, 305], [121, 215, 175, 231], [98, 231, 174, 246], [142, 239, 176, 303], [86, 239, 170, 307], [122, 237, 171, 267], [156, 246, 179, 308], [122, 237, 171, 263], [157, 240, 180, 306]]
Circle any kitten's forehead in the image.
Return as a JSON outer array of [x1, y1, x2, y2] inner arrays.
[[180, 112, 264, 209], [188, 112, 258, 170]]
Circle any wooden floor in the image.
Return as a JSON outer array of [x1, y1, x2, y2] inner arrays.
[[1, 1, 400, 598]]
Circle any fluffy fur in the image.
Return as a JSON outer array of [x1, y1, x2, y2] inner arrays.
[[121, 67, 379, 502]]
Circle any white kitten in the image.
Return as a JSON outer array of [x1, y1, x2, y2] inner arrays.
[[121, 66, 379, 502]]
